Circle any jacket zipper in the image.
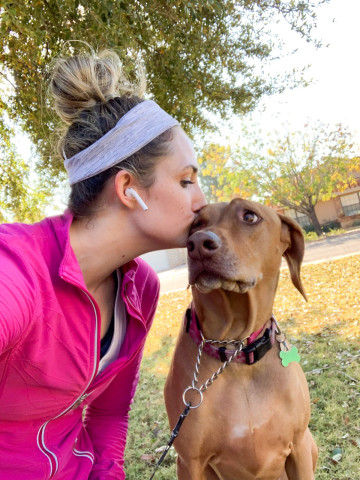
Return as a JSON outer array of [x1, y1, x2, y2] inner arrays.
[[82, 290, 144, 391], [37, 290, 99, 479]]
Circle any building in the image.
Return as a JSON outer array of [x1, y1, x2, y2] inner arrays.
[[284, 170, 360, 229], [141, 247, 187, 273]]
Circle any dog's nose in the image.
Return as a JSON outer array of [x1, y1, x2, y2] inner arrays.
[[187, 231, 221, 259]]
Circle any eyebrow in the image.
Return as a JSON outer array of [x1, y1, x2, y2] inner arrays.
[[183, 165, 198, 174]]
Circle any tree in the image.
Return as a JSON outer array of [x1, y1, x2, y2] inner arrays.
[[0, 120, 47, 222], [233, 123, 360, 236], [198, 142, 249, 202], [1, 0, 328, 182]]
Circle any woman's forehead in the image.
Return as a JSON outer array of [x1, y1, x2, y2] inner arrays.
[[159, 131, 198, 173]]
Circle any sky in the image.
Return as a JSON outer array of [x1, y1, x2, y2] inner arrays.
[[221, 0, 360, 142]]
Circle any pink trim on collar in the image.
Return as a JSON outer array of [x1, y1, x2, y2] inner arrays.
[[185, 308, 276, 364]]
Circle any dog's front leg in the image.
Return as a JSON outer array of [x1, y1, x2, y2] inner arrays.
[[176, 456, 204, 480], [177, 455, 220, 480], [285, 429, 318, 479]]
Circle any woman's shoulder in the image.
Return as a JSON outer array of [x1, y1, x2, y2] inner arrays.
[[135, 257, 160, 293], [135, 257, 158, 281], [0, 214, 70, 281], [0, 221, 42, 259], [0, 212, 70, 251], [124, 257, 160, 299], [0, 216, 50, 244]]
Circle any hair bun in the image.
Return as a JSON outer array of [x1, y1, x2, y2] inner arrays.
[[50, 49, 144, 125]]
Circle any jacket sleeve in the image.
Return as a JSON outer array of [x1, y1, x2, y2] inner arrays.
[[0, 241, 36, 355], [85, 269, 160, 479]]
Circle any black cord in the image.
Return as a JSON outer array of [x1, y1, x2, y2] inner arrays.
[[148, 403, 191, 480]]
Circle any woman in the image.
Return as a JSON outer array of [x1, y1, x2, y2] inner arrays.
[[0, 49, 206, 479]]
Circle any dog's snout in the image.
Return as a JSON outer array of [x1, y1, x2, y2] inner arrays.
[[187, 231, 221, 259]]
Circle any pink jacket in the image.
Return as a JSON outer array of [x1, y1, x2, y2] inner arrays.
[[0, 212, 160, 479]]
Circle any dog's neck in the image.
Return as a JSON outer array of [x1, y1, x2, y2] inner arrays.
[[192, 276, 279, 341]]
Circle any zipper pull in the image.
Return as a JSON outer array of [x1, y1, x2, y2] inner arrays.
[[71, 393, 89, 410]]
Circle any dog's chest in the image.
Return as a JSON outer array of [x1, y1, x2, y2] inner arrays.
[[208, 410, 293, 479], [201, 370, 302, 478]]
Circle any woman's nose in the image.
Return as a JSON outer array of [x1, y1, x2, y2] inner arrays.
[[192, 185, 207, 212]]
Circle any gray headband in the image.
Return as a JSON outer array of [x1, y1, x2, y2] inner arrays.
[[64, 100, 179, 185]]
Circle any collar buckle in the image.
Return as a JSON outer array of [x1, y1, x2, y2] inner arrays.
[[243, 328, 272, 365]]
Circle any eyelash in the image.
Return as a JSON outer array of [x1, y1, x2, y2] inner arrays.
[[181, 180, 195, 187]]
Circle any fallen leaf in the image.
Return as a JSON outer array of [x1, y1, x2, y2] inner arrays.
[[331, 447, 342, 464], [351, 438, 360, 448], [155, 445, 173, 453], [140, 453, 156, 463]]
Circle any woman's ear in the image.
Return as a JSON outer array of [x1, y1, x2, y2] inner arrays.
[[113, 171, 148, 211], [113, 170, 135, 209]]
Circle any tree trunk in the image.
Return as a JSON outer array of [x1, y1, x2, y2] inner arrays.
[[308, 205, 323, 237]]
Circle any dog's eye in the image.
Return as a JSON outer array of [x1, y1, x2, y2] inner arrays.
[[243, 211, 259, 223]]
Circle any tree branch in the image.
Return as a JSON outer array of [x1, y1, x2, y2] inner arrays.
[[0, 71, 16, 90]]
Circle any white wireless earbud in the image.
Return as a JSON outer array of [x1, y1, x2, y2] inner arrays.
[[125, 187, 148, 211]]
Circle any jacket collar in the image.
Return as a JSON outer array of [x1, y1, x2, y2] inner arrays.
[[50, 210, 140, 293]]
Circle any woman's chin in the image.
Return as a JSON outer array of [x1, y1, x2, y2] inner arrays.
[[151, 236, 187, 251], [168, 239, 187, 249], [168, 232, 189, 249]]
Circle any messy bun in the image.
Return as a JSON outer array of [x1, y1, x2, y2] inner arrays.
[[50, 49, 145, 125], [49, 47, 174, 219]]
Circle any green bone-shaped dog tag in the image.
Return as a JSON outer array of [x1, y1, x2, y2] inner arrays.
[[279, 346, 300, 367]]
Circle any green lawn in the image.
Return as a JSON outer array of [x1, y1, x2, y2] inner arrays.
[[125, 255, 360, 479]]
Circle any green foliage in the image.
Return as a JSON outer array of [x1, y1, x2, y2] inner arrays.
[[303, 230, 319, 241], [321, 220, 341, 232], [302, 226, 346, 242], [303, 221, 343, 238], [0, 120, 47, 222], [1, 0, 328, 181], [198, 142, 249, 202]]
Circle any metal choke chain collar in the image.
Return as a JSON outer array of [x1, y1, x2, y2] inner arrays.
[[182, 332, 247, 408]]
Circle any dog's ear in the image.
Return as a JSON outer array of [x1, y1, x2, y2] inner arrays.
[[278, 214, 307, 301]]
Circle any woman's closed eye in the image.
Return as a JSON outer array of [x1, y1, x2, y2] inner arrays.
[[181, 179, 195, 187]]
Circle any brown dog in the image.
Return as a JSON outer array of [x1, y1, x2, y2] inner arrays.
[[164, 198, 317, 480]]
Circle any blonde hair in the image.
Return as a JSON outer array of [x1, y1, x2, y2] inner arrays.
[[51, 48, 146, 123], [49, 46, 174, 218], [50, 47, 146, 156]]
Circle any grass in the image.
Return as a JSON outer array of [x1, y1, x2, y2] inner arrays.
[[303, 228, 348, 242], [124, 255, 360, 479]]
